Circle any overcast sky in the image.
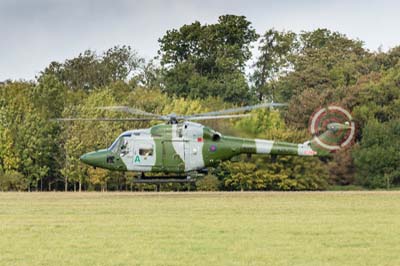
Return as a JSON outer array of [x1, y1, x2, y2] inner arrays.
[[0, 0, 399, 80]]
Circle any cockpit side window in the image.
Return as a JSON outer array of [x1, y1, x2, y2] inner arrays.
[[109, 134, 132, 155], [119, 138, 129, 156]]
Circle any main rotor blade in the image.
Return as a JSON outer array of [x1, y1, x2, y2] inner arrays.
[[53, 117, 161, 122], [97, 106, 162, 118], [188, 102, 287, 117], [186, 114, 251, 121]]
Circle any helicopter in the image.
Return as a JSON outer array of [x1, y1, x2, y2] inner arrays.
[[57, 103, 355, 179]]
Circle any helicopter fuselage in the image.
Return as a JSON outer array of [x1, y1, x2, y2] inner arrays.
[[80, 121, 319, 173]]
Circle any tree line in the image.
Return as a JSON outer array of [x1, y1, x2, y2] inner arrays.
[[0, 15, 399, 191]]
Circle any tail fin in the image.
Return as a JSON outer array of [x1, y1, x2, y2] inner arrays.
[[306, 122, 354, 156]]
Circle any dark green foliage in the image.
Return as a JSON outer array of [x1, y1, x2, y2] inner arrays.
[[42, 45, 144, 91], [252, 29, 297, 101], [327, 148, 356, 185], [158, 15, 258, 103], [353, 120, 400, 188]]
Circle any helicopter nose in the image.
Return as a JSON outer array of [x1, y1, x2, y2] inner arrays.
[[80, 153, 91, 164], [80, 152, 101, 166], [79, 150, 109, 168]]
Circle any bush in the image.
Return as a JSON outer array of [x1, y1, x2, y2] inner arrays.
[[196, 175, 221, 191], [0, 171, 27, 191], [218, 158, 328, 191]]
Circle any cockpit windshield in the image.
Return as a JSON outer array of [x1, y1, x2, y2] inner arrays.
[[108, 133, 131, 155]]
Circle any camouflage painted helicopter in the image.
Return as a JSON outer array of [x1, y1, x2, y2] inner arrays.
[[59, 103, 354, 178]]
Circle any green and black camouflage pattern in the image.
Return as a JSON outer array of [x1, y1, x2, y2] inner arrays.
[[80, 121, 348, 172]]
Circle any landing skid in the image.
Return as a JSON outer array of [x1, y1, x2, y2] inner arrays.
[[133, 172, 203, 191], [133, 179, 195, 184], [138, 175, 192, 180], [137, 172, 204, 180]]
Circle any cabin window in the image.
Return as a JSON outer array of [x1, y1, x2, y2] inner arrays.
[[139, 148, 153, 156]]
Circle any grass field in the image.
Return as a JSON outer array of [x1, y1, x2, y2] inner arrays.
[[1, 192, 400, 266]]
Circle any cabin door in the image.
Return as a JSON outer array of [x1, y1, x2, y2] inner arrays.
[[162, 140, 185, 172], [132, 140, 156, 167]]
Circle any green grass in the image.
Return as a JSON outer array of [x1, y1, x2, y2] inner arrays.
[[1, 192, 400, 266]]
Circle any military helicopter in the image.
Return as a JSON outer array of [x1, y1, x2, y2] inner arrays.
[[58, 103, 355, 180]]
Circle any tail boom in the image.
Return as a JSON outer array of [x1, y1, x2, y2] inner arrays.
[[238, 122, 353, 157], [250, 139, 317, 157]]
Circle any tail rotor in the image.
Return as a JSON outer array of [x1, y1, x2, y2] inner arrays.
[[308, 105, 356, 153]]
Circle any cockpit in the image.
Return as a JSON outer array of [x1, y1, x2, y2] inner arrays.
[[108, 133, 132, 156]]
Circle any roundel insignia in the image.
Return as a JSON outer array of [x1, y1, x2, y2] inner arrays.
[[209, 145, 217, 152]]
